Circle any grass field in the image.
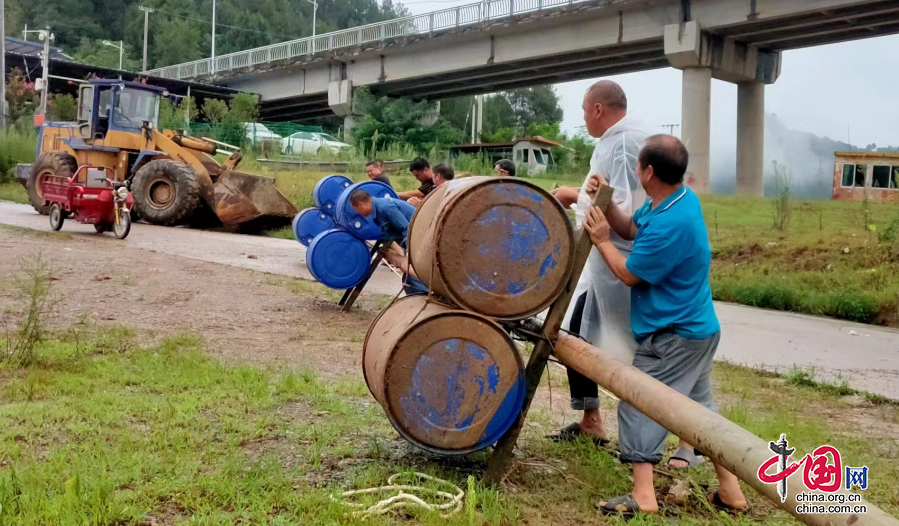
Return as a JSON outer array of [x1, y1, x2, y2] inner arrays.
[[0, 323, 896, 525], [0, 183, 27, 204]]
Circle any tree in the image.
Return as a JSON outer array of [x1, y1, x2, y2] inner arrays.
[[4, 68, 38, 123], [48, 94, 77, 121], [71, 38, 141, 71], [229, 93, 259, 122], [201, 99, 229, 124], [505, 86, 564, 128], [351, 88, 463, 154], [153, 18, 203, 69]]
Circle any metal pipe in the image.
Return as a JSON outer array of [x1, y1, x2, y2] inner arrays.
[[552, 334, 899, 526]]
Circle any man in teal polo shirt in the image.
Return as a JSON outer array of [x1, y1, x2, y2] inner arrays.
[[582, 135, 748, 517]]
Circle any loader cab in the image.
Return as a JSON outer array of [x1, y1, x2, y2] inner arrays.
[[77, 80, 165, 140]]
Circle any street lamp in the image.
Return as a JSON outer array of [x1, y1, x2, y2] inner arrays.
[[102, 40, 124, 70], [306, 0, 318, 52]]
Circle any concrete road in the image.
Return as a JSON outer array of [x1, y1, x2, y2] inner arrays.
[[0, 201, 402, 296], [2, 200, 897, 399]]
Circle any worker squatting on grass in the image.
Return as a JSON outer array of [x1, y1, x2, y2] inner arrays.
[[584, 134, 749, 518]]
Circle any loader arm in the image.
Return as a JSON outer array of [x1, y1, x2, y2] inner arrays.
[[151, 129, 217, 210]]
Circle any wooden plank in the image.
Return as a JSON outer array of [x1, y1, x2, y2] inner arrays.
[[484, 184, 614, 485]]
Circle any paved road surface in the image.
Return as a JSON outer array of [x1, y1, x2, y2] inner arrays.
[[2, 200, 897, 399]]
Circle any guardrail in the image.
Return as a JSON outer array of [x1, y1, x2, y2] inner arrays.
[[144, 0, 623, 80]]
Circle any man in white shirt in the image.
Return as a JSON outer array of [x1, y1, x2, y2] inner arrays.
[[549, 81, 699, 468]]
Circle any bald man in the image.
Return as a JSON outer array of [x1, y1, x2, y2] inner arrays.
[[550, 81, 697, 468]]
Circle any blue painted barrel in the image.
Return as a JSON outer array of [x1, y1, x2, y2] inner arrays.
[[291, 208, 335, 246], [334, 181, 398, 240], [363, 295, 525, 455], [312, 175, 353, 215], [408, 176, 574, 320], [306, 228, 371, 289]]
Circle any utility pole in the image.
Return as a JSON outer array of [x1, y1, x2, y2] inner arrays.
[[139, 6, 154, 72], [39, 29, 53, 116], [211, 0, 216, 73], [1, 0, 6, 128], [306, 0, 318, 52], [660, 123, 680, 135], [476, 94, 483, 143]]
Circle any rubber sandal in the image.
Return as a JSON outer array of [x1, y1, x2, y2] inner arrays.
[[547, 422, 610, 447], [596, 493, 654, 518], [707, 490, 751, 515], [667, 446, 706, 469]]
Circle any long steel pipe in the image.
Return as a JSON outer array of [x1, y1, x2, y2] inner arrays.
[[553, 334, 898, 526]]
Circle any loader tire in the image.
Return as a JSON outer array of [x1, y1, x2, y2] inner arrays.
[[28, 153, 77, 215], [132, 160, 201, 226]]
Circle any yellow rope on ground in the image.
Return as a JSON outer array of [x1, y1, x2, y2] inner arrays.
[[334, 472, 464, 519]]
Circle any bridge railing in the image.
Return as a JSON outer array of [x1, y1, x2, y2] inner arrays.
[[144, 0, 610, 80]]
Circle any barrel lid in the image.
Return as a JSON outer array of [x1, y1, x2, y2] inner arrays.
[[306, 228, 371, 289], [292, 208, 335, 246], [334, 181, 398, 240], [312, 175, 353, 215], [382, 308, 525, 454], [435, 178, 573, 319]]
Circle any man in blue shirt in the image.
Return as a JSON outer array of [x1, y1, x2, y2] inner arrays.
[[349, 189, 427, 295], [582, 135, 748, 518]]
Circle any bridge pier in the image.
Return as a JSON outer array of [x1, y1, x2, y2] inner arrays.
[[665, 21, 780, 196]]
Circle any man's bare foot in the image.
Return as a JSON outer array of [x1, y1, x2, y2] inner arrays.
[[580, 409, 608, 440]]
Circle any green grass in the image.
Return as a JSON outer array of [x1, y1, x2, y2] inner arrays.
[[0, 128, 37, 185], [0, 183, 28, 204], [2, 327, 897, 525], [702, 195, 899, 325]]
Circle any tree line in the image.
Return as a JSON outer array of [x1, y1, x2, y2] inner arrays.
[[4, 0, 408, 70]]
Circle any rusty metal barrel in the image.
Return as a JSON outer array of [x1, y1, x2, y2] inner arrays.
[[408, 177, 574, 320], [363, 295, 525, 454]]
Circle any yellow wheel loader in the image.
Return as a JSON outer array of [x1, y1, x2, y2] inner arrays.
[[21, 79, 297, 228]]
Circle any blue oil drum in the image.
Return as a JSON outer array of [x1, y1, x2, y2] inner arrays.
[[291, 208, 335, 246], [408, 176, 574, 320], [306, 228, 371, 289], [334, 181, 398, 240], [363, 295, 525, 455], [312, 175, 353, 215]]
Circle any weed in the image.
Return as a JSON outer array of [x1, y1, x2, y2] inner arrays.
[[1, 252, 54, 367], [771, 161, 792, 231]]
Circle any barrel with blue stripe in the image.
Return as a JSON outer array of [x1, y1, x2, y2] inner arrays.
[[291, 208, 334, 246], [334, 181, 398, 240], [306, 228, 371, 290], [408, 176, 574, 320], [363, 295, 525, 455], [312, 175, 353, 215]]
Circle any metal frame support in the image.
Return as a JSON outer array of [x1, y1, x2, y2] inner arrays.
[[484, 185, 614, 484], [339, 241, 387, 312]]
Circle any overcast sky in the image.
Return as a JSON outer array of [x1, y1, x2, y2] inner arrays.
[[403, 0, 899, 148]]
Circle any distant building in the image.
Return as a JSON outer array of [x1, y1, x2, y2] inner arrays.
[[4, 36, 68, 59], [449, 136, 561, 174], [832, 152, 899, 203]]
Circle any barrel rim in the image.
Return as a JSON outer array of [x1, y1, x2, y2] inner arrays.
[[380, 304, 524, 455], [410, 177, 575, 320], [292, 207, 333, 246], [312, 174, 353, 211]]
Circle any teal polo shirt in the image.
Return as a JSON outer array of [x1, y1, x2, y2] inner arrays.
[[625, 186, 719, 343]]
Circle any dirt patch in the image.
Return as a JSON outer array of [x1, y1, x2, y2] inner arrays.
[[715, 243, 762, 264], [0, 229, 379, 378]]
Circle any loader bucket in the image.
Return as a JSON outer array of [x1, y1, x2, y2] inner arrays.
[[212, 171, 298, 227]]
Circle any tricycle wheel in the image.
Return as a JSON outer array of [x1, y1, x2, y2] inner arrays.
[[49, 204, 65, 231], [28, 153, 77, 215], [94, 223, 109, 234], [114, 210, 132, 240]]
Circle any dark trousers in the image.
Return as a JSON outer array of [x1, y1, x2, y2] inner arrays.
[[566, 292, 599, 410]]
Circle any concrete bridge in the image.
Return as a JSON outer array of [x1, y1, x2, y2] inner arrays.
[[145, 0, 899, 195]]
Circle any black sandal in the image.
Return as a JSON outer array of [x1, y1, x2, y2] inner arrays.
[[707, 490, 751, 515], [547, 422, 610, 447], [596, 493, 654, 518]]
